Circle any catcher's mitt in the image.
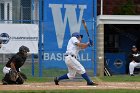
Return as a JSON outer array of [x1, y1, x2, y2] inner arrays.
[[9, 69, 18, 82]]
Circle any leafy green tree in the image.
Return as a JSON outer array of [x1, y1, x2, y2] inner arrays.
[[114, 0, 136, 15]]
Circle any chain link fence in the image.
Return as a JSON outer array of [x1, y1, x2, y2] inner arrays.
[[0, 0, 140, 79], [0, 0, 39, 24], [0, 0, 39, 79]]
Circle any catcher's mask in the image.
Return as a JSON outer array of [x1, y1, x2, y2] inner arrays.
[[19, 45, 30, 54]]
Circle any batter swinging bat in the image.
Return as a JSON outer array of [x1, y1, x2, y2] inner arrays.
[[82, 19, 90, 40]]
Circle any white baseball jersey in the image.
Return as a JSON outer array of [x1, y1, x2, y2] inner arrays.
[[65, 37, 81, 57], [129, 52, 140, 75], [65, 37, 86, 79]]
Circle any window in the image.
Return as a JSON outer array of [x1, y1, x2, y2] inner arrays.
[[7, 3, 9, 20], [105, 34, 119, 53], [0, 0, 12, 23], [20, 0, 31, 23], [0, 3, 4, 20]]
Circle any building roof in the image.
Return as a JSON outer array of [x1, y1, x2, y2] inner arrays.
[[97, 15, 140, 26]]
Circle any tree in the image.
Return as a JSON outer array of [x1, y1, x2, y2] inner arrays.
[[114, 0, 136, 15]]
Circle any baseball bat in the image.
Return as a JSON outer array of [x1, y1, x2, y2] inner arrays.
[[104, 67, 111, 76], [104, 68, 109, 76], [82, 19, 90, 40]]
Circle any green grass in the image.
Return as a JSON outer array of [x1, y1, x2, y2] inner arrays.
[[0, 89, 140, 93], [99, 75, 140, 82], [26, 77, 53, 82], [25, 75, 140, 83], [0, 62, 140, 83]]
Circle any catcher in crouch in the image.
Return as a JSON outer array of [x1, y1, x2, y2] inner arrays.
[[2, 45, 30, 85]]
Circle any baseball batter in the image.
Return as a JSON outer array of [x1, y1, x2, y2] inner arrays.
[[54, 32, 98, 86]]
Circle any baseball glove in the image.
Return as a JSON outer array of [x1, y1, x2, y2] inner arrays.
[[9, 69, 18, 82]]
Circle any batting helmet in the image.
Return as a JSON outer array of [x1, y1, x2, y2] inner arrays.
[[132, 45, 137, 49], [19, 45, 30, 53], [72, 32, 83, 38]]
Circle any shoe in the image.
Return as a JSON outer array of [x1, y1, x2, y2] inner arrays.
[[87, 81, 98, 86], [2, 79, 8, 85], [54, 77, 59, 85], [130, 74, 135, 76]]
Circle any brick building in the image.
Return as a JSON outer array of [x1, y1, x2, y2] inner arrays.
[[97, 0, 140, 15]]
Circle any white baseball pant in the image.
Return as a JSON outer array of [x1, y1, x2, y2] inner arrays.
[[65, 55, 86, 79], [3, 66, 21, 75], [129, 61, 140, 75]]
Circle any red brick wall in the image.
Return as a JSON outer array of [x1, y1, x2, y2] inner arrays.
[[97, 0, 140, 15]]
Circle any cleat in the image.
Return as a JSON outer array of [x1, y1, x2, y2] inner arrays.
[[87, 81, 98, 86], [2, 79, 8, 85], [130, 74, 135, 76], [54, 77, 59, 85]]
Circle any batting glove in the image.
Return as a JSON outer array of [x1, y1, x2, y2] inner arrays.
[[88, 39, 93, 47]]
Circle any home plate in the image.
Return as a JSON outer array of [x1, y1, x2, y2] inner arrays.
[[59, 86, 97, 88], [78, 86, 97, 88]]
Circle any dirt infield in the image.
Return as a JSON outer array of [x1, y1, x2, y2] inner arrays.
[[0, 82, 140, 90]]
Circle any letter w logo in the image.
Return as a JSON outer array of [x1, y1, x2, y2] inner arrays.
[[49, 4, 87, 48]]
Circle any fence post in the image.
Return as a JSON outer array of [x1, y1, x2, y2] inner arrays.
[[101, 0, 103, 15], [93, 0, 97, 76], [32, 53, 34, 76], [39, 0, 43, 77], [31, 0, 34, 23]]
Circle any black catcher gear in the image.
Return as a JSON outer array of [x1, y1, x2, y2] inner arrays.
[[9, 69, 18, 82], [2, 71, 27, 85], [19, 45, 30, 53]]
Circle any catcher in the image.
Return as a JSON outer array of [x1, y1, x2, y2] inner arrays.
[[2, 45, 30, 85]]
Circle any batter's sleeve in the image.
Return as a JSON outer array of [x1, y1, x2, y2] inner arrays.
[[71, 37, 80, 45]]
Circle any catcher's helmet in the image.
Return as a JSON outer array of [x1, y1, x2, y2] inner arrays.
[[72, 32, 83, 38], [19, 45, 30, 53]]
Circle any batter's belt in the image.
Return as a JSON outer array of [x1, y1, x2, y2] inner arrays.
[[65, 54, 76, 58]]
